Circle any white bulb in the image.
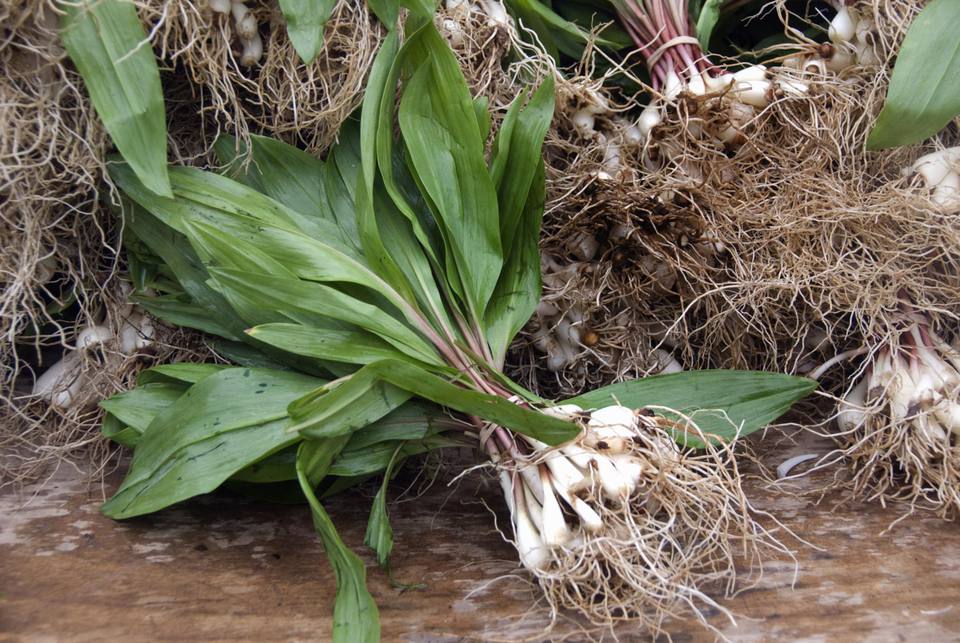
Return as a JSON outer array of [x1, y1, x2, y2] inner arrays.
[[539, 473, 572, 547], [732, 65, 767, 82], [515, 500, 550, 570], [76, 325, 113, 350], [571, 109, 595, 137], [828, 6, 856, 44], [637, 103, 662, 137], [588, 405, 637, 432]]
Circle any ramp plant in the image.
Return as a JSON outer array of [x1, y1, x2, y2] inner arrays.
[[101, 19, 813, 640]]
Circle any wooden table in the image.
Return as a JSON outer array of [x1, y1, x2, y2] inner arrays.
[[2, 431, 959, 641]]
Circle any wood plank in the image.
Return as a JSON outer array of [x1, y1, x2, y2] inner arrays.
[[2, 432, 959, 640]]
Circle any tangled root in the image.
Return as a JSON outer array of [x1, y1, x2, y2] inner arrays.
[[139, 0, 382, 154], [0, 0, 107, 369], [839, 408, 960, 520], [815, 315, 960, 519], [522, 0, 957, 400], [0, 0, 121, 482], [525, 423, 791, 636]]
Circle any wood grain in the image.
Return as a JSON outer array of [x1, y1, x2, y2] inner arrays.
[[2, 431, 959, 641]]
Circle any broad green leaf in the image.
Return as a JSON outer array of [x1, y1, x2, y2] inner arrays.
[[133, 295, 242, 340], [354, 31, 427, 310], [99, 382, 188, 438], [137, 363, 227, 385], [277, 0, 337, 65], [397, 24, 503, 319], [567, 370, 816, 447], [235, 401, 450, 482], [400, 0, 434, 19], [289, 365, 413, 437], [304, 360, 579, 445], [484, 78, 554, 362], [217, 133, 365, 257], [296, 446, 380, 643], [60, 0, 171, 196], [232, 447, 299, 483], [101, 413, 140, 448], [298, 436, 353, 486], [122, 203, 251, 340], [484, 160, 546, 364], [360, 36, 457, 337], [103, 368, 322, 519], [340, 400, 448, 450], [364, 443, 403, 568], [367, 0, 399, 26], [695, 0, 722, 49], [867, 0, 960, 149], [115, 162, 350, 255], [248, 323, 416, 366], [473, 96, 492, 141], [489, 76, 555, 247], [208, 268, 441, 366], [328, 435, 461, 476]]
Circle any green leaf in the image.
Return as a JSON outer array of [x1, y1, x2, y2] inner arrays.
[[367, 0, 399, 27], [364, 443, 402, 568], [473, 96, 492, 141], [99, 382, 188, 440], [134, 295, 242, 340], [300, 360, 579, 445], [484, 160, 546, 364], [567, 370, 816, 447], [507, 0, 601, 60], [296, 445, 381, 643], [328, 435, 460, 476], [397, 24, 503, 319], [121, 201, 252, 340], [101, 413, 140, 448], [400, 0, 434, 19], [103, 368, 323, 519], [137, 363, 227, 385], [484, 77, 555, 362], [298, 436, 353, 486], [208, 267, 441, 366], [248, 323, 417, 366], [695, 0, 722, 50], [60, 0, 171, 197], [277, 0, 337, 65], [489, 76, 554, 246], [341, 401, 448, 450], [231, 446, 299, 483], [288, 366, 412, 438], [867, 0, 960, 149]]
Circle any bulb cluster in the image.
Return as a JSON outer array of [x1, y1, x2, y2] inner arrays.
[[495, 403, 678, 570], [907, 147, 960, 210], [838, 320, 960, 444], [442, 0, 510, 46], [530, 256, 595, 372], [208, 0, 263, 66], [32, 286, 155, 410]]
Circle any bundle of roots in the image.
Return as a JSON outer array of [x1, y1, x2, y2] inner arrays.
[[494, 403, 790, 636], [139, 0, 383, 154], [520, 0, 958, 397], [0, 0, 218, 483], [819, 309, 960, 518]]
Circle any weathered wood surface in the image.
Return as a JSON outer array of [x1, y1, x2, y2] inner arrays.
[[2, 431, 960, 641]]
